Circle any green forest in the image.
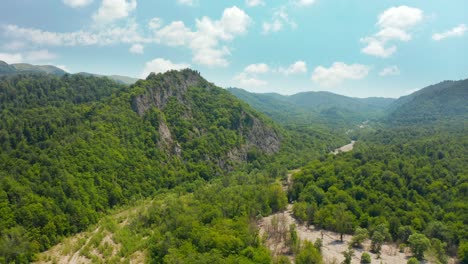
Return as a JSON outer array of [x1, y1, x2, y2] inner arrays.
[[0, 71, 467, 263]]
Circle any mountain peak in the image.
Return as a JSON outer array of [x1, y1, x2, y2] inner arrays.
[[133, 69, 210, 116]]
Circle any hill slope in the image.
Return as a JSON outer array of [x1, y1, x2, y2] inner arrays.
[[386, 79, 468, 124], [228, 88, 395, 128], [0, 70, 281, 262], [0, 60, 67, 76]]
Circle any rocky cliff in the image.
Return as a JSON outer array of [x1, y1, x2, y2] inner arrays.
[[131, 69, 281, 166]]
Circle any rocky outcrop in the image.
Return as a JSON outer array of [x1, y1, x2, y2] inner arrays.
[[130, 69, 282, 167], [246, 117, 280, 154], [132, 69, 208, 116]]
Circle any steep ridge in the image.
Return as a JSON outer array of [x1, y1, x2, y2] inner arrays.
[[0, 70, 281, 262], [386, 79, 468, 124]]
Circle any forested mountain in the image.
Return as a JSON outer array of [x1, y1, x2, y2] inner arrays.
[[0, 60, 139, 85], [386, 79, 468, 124], [228, 88, 395, 128], [287, 78, 468, 263], [1, 70, 466, 263], [0, 61, 66, 76], [0, 61, 67, 76], [0, 70, 291, 262], [77, 72, 140, 85]]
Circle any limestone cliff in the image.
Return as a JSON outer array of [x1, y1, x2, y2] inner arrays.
[[131, 69, 281, 166]]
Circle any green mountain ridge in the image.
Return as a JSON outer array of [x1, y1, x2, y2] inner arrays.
[[0, 60, 139, 85], [227, 87, 396, 129], [0, 69, 284, 262], [386, 79, 468, 124]]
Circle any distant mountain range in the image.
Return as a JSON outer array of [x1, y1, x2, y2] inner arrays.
[[228, 88, 396, 128], [0, 60, 139, 85], [229, 78, 468, 127]]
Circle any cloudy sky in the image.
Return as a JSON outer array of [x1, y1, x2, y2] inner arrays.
[[0, 0, 467, 97]]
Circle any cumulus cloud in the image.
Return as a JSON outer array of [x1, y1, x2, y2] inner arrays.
[[432, 24, 467, 41], [2, 22, 148, 46], [140, 58, 190, 78], [234, 72, 268, 87], [2, 6, 250, 67], [0, 49, 58, 64], [278, 61, 307, 75], [93, 0, 137, 24], [0, 52, 23, 64], [262, 7, 297, 34], [244, 63, 270, 74], [379, 66, 400, 76], [156, 6, 251, 66], [129, 43, 144, 54], [361, 6, 423, 58], [246, 0, 265, 7], [63, 0, 93, 8], [311, 62, 369, 87]]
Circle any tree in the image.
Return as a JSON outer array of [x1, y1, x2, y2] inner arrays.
[[296, 241, 322, 264], [406, 257, 419, 264], [350, 227, 368, 248], [371, 224, 390, 254], [360, 252, 371, 263], [333, 204, 355, 242], [342, 248, 354, 264], [408, 233, 430, 260], [431, 238, 447, 264], [458, 241, 468, 264]]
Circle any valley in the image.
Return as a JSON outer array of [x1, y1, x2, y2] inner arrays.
[[0, 68, 466, 264]]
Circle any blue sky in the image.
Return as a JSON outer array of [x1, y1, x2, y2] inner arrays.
[[0, 0, 467, 98]]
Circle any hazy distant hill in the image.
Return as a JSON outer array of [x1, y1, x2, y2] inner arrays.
[[0, 60, 67, 76], [0, 61, 139, 85], [77, 72, 139, 85], [228, 88, 395, 128], [386, 79, 468, 124]]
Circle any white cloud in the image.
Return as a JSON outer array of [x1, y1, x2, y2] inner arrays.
[[93, 0, 137, 24], [0, 49, 57, 64], [63, 0, 93, 8], [25, 49, 57, 62], [0, 53, 23, 64], [278, 61, 307, 75], [245, 63, 270, 74], [140, 58, 190, 78], [311, 62, 369, 87], [361, 6, 423, 58], [177, 0, 194, 6], [156, 6, 251, 67], [2, 6, 250, 67], [360, 37, 396, 58], [3, 22, 148, 46], [262, 7, 297, 34], [155, 21, 192, 46], [148, 17, 163, 30], [246, 0, 264, 7], [377, 6, 423, 29], [234, 72, 267, 87], [294, 0, 316, 7], [129, 43, 144, 54], [432, 24, 467, 41], [379, 66, 400, 76]]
